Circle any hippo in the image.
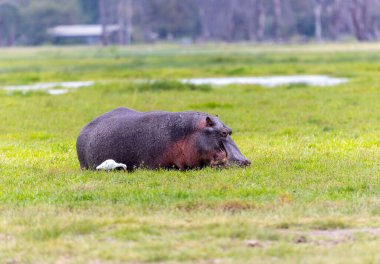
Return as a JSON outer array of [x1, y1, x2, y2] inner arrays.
[[76, 107, 250, 171]]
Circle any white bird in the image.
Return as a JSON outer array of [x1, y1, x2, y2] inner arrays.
[[96, 159, 127, 171]]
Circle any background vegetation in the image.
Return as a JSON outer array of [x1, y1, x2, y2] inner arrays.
[[0, 43, 380, 263], [2, 0, 380, 46]]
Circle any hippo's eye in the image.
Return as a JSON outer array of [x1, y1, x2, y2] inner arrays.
[[221, 130, 228, 138]]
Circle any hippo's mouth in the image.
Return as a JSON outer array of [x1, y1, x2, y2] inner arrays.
[[221, 138, 251, 167], [220, 142, 228, 159], [210, 142, 228, 167]]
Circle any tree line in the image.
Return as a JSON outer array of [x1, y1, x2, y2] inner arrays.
[[1, 0, 380, 46]]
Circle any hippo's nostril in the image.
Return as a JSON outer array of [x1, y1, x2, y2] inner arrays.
[[240, 159, 251, 167]]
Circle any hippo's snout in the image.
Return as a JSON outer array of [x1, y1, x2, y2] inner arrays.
[[222, 136, 251, 168], [228, 157, 251, 167], [238, 158, 251, 167]]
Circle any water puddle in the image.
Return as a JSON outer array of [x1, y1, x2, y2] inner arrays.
[[181, 75, 348, 87], [47, 89, 70, 95], [2, 76, 348, 96], [3, 81, 94, 95]]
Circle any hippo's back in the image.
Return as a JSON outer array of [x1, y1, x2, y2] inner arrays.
[[76, 108, 140, 169], [76, 107, 197, 170]]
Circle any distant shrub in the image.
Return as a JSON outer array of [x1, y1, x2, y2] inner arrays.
[[135, 80, 211, 92], [285, 83, 308, 89], [310, 219, 350, 230], [189, 102, 233, 109], [8, 90, 48, 97]]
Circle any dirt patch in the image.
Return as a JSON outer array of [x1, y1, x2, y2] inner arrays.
[[175, 201, 255, 213], [284, 228, 380, 246], [301, 228, 380, 237], [245, 239, 273, 248], [0, 233, 16, 243], [56, 256, 72, 264], [220, 201, 255, 213], [245, 228, 380, 249]]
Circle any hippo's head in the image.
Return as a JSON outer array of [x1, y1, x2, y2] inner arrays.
[[195, 115, 251, 168]]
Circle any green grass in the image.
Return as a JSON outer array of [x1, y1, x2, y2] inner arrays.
[[1, 43, 380, 263]]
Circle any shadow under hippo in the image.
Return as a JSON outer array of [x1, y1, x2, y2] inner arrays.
[[76, 107, 251, 171]]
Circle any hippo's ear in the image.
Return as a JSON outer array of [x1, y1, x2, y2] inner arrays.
[[206, 116, 214, 127]]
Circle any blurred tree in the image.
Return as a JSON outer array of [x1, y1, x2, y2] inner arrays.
[[79, 0, 99, 23], [117, 0, 133, 45], [350, 0, 369, 40], [313, 0, 323, 41], [273, 0, 282, 42], [197, 0, 213, 41], [2, 0, 380, 45], [144, 0, 197, 39], [22, 0, 83, 45], [99, 0, 109, 45], [326, 0, 342, 40], [256, 0, 267, 41], [291, 0, 314, 38], [0, 2, 21, 46]]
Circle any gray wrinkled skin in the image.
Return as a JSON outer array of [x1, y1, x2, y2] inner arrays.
[[76, 107, 250, 170]]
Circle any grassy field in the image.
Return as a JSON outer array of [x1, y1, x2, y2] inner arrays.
[[1, 43, 380, 263]]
